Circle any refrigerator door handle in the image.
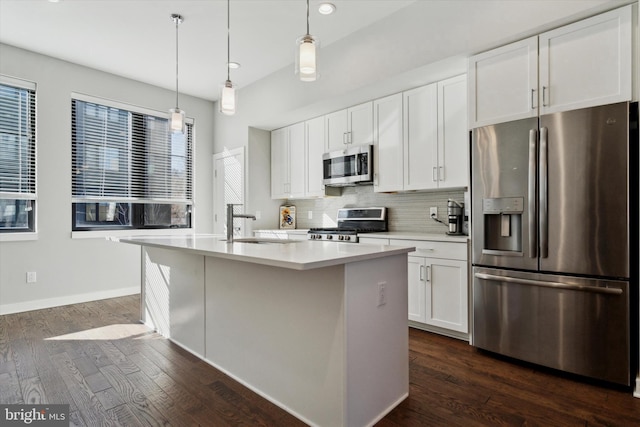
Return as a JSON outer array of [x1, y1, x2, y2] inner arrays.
[[539, 126, 548, 258], [528, 129, 537, 258], [474, 272, 623, 295]]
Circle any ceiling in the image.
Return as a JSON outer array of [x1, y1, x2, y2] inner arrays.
[[0, 0, 415, 102]]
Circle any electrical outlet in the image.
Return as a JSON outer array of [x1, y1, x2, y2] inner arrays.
[[26, 272, 37, 283], [377, 282, 387, 307], [430, 207, 438, 217]]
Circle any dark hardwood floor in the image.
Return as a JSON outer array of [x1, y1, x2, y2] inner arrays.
[[1, 294, 639, 426]]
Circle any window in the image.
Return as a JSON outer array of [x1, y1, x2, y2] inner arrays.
[[0, 77, 36, 233], [71, 96, 193, 231]]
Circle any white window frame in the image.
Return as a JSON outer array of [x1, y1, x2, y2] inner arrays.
[[0, 75, 38, 242], [70, 93, 195, 239]]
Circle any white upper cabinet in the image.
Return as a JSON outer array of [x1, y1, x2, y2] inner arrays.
[[326, 101, 374, 151], [288, 122, 306, 199], [271, 127, 290, 199], [403, 83, 438, 191], [468, 37, 538, 128], [305, 116, 326, 198], [373, 93, 404, 192], [437, 74, 468, 189], [538, 5, 632, 115], [375, 75, 468, 193], [469, 5, 632, 128], [271, 122, 305, 199], [271, 119, 325, 200]]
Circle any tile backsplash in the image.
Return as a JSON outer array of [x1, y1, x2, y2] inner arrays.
[[283, 185, 466, 233]]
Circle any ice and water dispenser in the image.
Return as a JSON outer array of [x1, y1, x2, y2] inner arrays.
[[481, 197, 524, 255]]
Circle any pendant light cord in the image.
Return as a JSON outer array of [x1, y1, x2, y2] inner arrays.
[[174, 15, 180, 108], [306, 0, 310, 35], [227, 0, 230, 82]]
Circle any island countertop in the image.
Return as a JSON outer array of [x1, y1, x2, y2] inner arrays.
[[118, 235, 415, 271]]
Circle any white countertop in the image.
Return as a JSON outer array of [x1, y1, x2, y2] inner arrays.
[[254, 229, 469, 243], [360, 232, 469, 243], [118, 235, 415, 271]]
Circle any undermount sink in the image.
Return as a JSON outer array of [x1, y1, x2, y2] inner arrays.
[[221, 237, 300, 244]]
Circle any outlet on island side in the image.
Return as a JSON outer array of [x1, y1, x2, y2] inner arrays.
[[377, 282, 387, 307], [26, 271, 37, 283]]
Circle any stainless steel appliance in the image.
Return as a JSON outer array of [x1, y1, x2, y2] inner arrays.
[[322, 145, 372, 187], [471, 101, 638, 386], [446, 199, 464, 235], [307, 207, 387, 243]]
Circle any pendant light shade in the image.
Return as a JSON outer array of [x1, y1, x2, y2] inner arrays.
[[170, 14, 186, 134], [295, 0, 319, 82], [220, 0, 237, 115], [169, 108, 185, 133], [220, 80, 236, 115]]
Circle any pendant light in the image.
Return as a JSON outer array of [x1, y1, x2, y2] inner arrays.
[[295, 0, 319, 82], [169, 14, 186, 134], [220, 0, 236, 115]]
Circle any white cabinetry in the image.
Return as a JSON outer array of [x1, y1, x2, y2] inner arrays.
[[469, 5, 632, 128], [325, 101, 374, 151], [271, 121, 313, 199], [373, 93, 404, 192], [374, 75, 468, 193], [435, 74, 468, 189], [271, 122, 305, 199], [391, 239, 469, 340], [305, 116, 326, 197]]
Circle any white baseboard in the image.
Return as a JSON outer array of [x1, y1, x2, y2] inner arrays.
[[634, 376, 640, 398], [0, 286, 140, 315]]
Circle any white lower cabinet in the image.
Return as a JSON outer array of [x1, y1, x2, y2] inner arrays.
[[390, 238, 469, 340]]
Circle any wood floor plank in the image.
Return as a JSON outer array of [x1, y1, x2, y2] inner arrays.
[[21, 375, 47, 404], [50, 351, 118, 426]]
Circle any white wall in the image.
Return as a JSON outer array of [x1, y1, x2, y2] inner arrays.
[[0, 43, 216, 314]]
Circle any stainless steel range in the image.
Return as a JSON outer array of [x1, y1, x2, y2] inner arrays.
[[307, 207, 387, 243]]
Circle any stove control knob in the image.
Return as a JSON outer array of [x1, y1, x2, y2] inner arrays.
[[327, 235, 333, 240], [344, 235, 351, 241], [338, 235, 343, 241]]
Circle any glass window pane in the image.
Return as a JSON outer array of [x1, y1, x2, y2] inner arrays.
[[73, 202, 131, 230], [0, 199, 34, 232]]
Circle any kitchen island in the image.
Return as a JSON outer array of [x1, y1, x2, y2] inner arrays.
[[119, 235, 414, 427]]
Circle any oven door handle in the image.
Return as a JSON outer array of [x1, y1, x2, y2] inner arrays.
[[474, 272, 622, 295]]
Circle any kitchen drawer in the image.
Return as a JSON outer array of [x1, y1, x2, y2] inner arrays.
[[390, 239, 467, 261]]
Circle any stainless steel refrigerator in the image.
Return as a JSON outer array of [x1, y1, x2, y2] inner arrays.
[[471, 101, 638, 386]]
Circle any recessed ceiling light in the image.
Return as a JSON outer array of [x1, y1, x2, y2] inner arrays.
[[227, 62, 240, 69], [318, 3, 336, 15]]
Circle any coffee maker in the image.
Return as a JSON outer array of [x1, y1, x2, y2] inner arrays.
[[447, 199, 465, 235]]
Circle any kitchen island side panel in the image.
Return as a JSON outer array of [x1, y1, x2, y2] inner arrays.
[[204, 257, 346, 427], [143, 247, 205, 357], [345, 253, 409, 427]]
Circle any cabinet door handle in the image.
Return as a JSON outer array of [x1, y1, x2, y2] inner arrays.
[[432, 167, 437, 182], [530, 88, 536, 110], [343, 132, 347, 145], [347, 131, 352, 144], [439, 166, 444, 182], [419, 265, 425, 281], [426, 265, 431, 282], [542, 86, 548, 107]]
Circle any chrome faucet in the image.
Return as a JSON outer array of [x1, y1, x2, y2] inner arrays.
[[226, 203, 256, 242]]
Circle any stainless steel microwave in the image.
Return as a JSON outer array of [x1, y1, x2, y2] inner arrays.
[[322, 145, 373, 186]]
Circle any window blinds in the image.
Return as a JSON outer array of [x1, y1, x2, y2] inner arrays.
[[71, 98, 193, 205], [0, 80, 36, 200]]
